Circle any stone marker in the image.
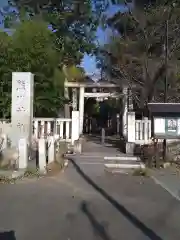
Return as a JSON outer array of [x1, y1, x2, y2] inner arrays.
[[38, 138, 47, 173], [18, 138, 28, 169], [126, 112, 136, 154], [11, 72, 34, 147], [101, 128, 105, 145], [48, 136, 55, 164], [74, 139, 82, 153]]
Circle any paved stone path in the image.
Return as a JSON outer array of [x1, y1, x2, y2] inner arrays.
[[0, 139, 180, 239]]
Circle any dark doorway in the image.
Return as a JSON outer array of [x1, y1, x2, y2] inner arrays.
[[83, 98, 119, 135]]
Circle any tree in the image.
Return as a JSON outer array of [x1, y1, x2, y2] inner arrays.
[[0, 19, 66, 118], [0, 32, 13, 118], [99, 2, 180, 112], [5, 0, 99, 66]]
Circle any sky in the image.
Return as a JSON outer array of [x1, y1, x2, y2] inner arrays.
[[81, 4, 128, 80], [0, 0, 128, 80]]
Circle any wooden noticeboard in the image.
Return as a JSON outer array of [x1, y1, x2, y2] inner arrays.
[[153, 117, 180, 138], [148, 103, 180, 139]]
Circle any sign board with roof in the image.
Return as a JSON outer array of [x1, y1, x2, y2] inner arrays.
[[148, 103, 180, 139]]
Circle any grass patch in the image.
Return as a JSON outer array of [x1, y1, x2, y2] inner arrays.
[[132, 168, 149, 177], [0, 176, 15, 184], [24, 168, 41, 178]]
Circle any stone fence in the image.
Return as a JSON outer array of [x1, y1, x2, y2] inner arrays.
[[0, 111, 80, 144], [0, 134, 65, 173]]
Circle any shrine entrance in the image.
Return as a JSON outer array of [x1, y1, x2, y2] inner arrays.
[[64, 81, 131, 137], [83, 96, 119, 135]]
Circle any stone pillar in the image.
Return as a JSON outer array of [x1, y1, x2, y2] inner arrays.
[[126, 112, 135, 154], [64, 81, 70, 118], [122, 86, 128, 138], [143, 117, 149, 143], [116, 114, 120, 135], [127, 112, 135, 142], [79, 86, 85, 134], [18, 138, 28, 169], [72, 88, 77, 110], [101, 128, 105, 145], [128, 88, 133, 111], [38, 138, 47, 173], [48, 136, 55, 164], [0, 134, 8, 150], [11, 72, 34, 147], [71, 111, 80, 144]]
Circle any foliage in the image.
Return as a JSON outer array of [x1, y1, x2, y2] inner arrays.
[[0, 32, 14, 118], [62, 65, 85, 82], [5, 0, 100, 66], [132, 167, 149, 176], [99, 2, 180, 110], [0, 0, 100, 119], [0, 20, 66, 118]]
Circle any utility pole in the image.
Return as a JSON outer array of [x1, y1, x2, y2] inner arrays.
[[163, 19, 168, 162]]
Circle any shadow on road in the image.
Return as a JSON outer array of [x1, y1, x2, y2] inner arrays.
[[0, 231, 16, 240], [69, 158, 163, 240], [80, 201, 112, 240]]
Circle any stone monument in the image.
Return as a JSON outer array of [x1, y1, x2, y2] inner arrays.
[[10, 72, 34, 147]]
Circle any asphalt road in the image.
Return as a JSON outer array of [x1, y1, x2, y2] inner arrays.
[[0, 159, 180, 240]]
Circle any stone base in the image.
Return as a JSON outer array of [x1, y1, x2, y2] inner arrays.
[[126, 142, 135, 154], [74, 139, 82, 153]]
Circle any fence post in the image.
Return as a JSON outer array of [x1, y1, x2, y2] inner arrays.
[[40, 121, 45, 138], [127, 112, 136, 143], [47, 136, 55, 164], [0, 134, 8, 150], [143, 117, 149, 143], [38, 138, 47, 173], [71, 111, 80, 144], [116, 114, 120, 135], [34, 120, 38, 139], [101, 128, 105, 145], [126, 112, 135, 154]]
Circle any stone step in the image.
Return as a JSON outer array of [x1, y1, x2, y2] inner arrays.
[[66, 153, 126, 159], [105, 167, 135, 174], [104, 163, 145, 174], [81, 152, 125, 157], [104, 159, 142, 165], [104, 163, 145, 169], [104, 156, 140, 161]]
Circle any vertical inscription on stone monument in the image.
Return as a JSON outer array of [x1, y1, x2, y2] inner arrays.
[[16, 79, 26, 132], [11, 72, 34, 146]]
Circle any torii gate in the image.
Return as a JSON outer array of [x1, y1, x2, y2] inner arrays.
[[64, 81, 133, 136]]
